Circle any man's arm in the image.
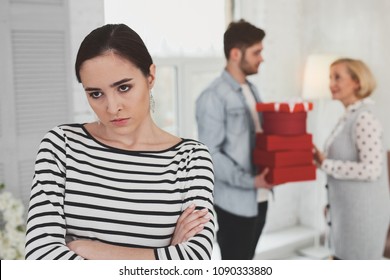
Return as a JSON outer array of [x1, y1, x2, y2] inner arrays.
[[196, 90, 255, 189]]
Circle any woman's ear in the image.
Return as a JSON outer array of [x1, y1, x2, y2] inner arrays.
[[148, 64, 156, 89], [353, 80, 362, 97]]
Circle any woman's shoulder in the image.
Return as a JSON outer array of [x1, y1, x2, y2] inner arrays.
[[173, 140, 213, 174], [350, 100, 383, 132], [353, 98, 375, 112], [175, 139, 212, 159], [354, 99, 379, 119], [46, 123, 83, 133], [42, 123, 87, 142], [177, 138, 210, 151]]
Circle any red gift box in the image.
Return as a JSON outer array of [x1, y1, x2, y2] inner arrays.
[[253, 149, 313, 167], [256, 133, 313, 151], [261, 165, 316, 185], [256, 102, 313, 113], [262, 111, 307, 135]]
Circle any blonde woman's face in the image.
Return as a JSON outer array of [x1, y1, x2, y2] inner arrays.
[[329, 63, 360, 106]]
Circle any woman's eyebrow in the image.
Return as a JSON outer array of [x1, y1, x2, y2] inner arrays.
[[84, 78, 133, 91], [110, 78, 132, 87], [84, 86, 101, 92]]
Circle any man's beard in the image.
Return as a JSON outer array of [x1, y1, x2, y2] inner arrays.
[[239, 58, 258, 76]]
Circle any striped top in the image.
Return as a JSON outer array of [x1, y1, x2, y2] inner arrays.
[[25, 124, 215, 260]]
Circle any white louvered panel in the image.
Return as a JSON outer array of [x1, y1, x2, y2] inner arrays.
[[18, 159, 35, 205], [12, 30, 69, 135], [10, 0, 63, 5]]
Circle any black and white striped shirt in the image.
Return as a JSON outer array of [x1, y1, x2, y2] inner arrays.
[[25, 124, 215, 260]]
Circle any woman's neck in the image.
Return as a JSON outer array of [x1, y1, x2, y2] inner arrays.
[[88, 120, 180, 151], [341, 95, 361, 108]]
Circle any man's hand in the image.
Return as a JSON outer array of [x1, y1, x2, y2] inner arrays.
[[254, 168, 275, 189]]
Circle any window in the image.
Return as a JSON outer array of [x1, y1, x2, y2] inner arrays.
[[104, 0, 226, 57], [151, 66, 177, 135]]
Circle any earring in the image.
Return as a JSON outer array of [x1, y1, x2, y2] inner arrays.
[[150, 91, 155, 113]]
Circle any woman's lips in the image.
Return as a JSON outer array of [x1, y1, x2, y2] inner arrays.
[[110, 118, 130, 126]]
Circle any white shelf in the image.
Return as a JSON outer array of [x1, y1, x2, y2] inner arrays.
[[298, 245, 331, 260], [254, 225, 318, 260]]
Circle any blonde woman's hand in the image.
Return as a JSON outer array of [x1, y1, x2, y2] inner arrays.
[[170, 203, 211, 246], [313, 145, 325, 167]]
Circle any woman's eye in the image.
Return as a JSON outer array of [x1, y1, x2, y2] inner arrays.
[[118, 84, 131, 92], [89, 91, 103, 99]]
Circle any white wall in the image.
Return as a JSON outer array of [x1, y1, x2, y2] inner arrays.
[[301, 0, 390, 150]]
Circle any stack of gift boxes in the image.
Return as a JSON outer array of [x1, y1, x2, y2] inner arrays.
[[253, 102, 316, 185]]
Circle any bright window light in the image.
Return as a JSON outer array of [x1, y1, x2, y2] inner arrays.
[[104, 0, 226, 57]]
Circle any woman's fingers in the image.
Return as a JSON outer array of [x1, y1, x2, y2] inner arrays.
[[176, 208, 210, 234], [180, 212, 210, 233], [176, 203, 196, 224], [182, 224, 205, 241], [171, 206, 211, 245]]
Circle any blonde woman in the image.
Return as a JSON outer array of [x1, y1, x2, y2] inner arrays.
[[314, 58, 390, 259]]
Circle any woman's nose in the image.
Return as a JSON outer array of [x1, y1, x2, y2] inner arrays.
[[106, 95, 122, 115]]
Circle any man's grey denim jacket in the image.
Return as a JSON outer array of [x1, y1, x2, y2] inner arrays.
[[196, 70, 263, 217]]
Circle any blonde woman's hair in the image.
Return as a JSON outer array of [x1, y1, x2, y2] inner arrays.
[[331, 58, 376, 98]]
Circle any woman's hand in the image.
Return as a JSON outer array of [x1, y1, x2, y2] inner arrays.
[[66, 204, 211, 259], [67, 239, 89, 257], [313, 145, 325, 167], [170, 203, 211, 246]]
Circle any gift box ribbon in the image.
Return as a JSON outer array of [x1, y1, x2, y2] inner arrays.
[[256, 102, 313, 113]]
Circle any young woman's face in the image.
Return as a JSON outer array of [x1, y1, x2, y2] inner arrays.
[[79, 52, 155, 135], [329, 63, 360, 106]]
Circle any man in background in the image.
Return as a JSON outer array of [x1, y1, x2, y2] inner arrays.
[[196, 19, 274, 260]]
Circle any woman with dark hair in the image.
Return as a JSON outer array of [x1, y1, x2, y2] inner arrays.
[[25, 24, 215, 260], [314, 58, 390, 259]]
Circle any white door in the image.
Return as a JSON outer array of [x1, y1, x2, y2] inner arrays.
[[0, 0, 72, 205]]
